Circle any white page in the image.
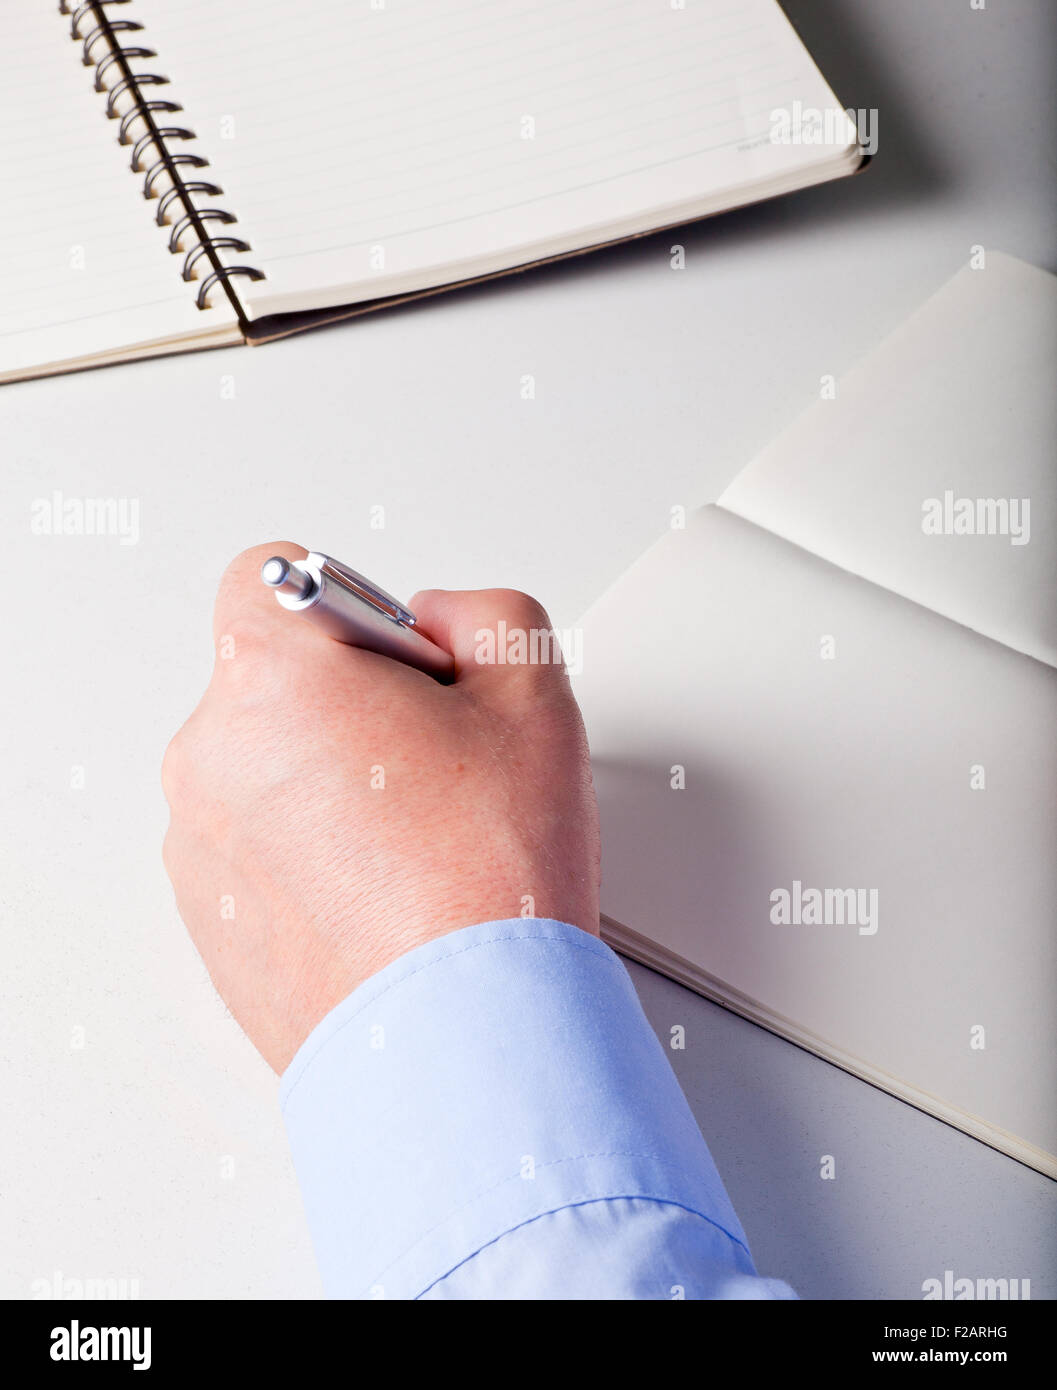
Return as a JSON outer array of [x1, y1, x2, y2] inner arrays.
[[720, 254, 1057, 668], [0, 7, 240, 383], [137, 0, 860, 316], [574, 505, 1057, 1174]]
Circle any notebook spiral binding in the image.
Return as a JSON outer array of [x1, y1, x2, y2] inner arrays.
[[59, 0, 265, 314]]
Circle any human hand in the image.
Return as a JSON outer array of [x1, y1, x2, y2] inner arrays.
[[161, 544, 600, 1072]]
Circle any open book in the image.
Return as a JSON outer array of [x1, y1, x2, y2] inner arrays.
[[573, 252, 1057, 1178], [3, 1, 863, 383]]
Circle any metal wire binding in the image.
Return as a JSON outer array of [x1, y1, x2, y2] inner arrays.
[[195, 268, 266, 311], [168, 209, 236, 254], [62, 1, 265, 312], [118, 99, 181, 145]]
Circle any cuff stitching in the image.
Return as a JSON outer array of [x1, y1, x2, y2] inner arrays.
[[415, 1196, 754, 1300], [369, 1150, 753, 1291]]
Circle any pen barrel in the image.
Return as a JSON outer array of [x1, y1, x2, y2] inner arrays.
[[288, 574, 454, 680], [318, 597, 454, 679], [267, 552, 456, 680]]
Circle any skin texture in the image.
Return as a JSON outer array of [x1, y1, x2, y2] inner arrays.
[[161, 544, 601, 1073]]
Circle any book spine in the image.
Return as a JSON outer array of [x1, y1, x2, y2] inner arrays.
[[60, 1, 264, 318]]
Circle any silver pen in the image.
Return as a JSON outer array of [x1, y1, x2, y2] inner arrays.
[[260, 552, 455, 681]]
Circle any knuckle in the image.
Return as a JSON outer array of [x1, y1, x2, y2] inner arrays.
[[495, 588, 552, 631], [161, 711, 211, 800], [214, 541, 303, 633], [161, 827, 177, 878], [160, 731, 187, 800], [219, 541, 299, 592], [212, 617, 269, 672]]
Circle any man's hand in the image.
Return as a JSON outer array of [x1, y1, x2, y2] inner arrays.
[[161, 544, 600, 1073]]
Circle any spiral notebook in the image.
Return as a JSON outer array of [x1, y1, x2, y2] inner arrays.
[[2, 1, 864, 384], [574, 254, 1057, 1178]]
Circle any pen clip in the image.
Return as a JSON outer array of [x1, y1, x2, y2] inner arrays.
[[309, 553, 417, 627]]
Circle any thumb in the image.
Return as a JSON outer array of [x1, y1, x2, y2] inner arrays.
[[410, 588, 571, 699]]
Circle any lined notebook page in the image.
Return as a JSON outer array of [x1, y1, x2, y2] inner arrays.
[[0, 7, 239, 382], [138, 0, 857, 317]]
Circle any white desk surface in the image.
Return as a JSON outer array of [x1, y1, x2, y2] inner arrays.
[[3, 0, 1055, 1298]]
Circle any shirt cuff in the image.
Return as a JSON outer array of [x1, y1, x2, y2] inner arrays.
[[279, 918, 760, 1299]]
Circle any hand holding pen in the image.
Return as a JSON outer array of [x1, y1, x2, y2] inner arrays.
[[260, 550, 455, 681], [162, 543, 600, 1071]]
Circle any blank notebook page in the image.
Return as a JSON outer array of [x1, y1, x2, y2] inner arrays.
[[0, 7, 238, 380], [574, 506, 1057, 1172], [720, 256, 1057, 669], [139, 0, 857, 316]]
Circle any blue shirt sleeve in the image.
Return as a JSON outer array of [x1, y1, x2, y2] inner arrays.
[[279, 918, 797, 1300]]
